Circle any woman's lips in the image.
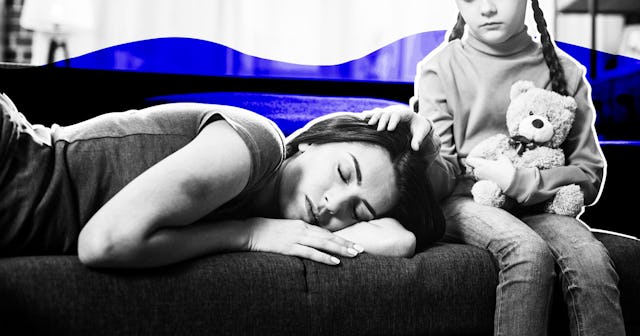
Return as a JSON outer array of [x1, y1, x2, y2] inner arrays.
[[305, 195, 319, 226]]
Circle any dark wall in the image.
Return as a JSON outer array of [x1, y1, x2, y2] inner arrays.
[[580, 145, 640, 238], [1, 66, 412, 127]]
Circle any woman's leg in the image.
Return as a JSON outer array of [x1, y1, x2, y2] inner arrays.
[[444, 195, 556, 336], [522, 214, 626, 336]]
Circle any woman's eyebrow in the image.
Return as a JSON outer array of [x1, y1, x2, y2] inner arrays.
[[348, 152, 376, 218], [347, 152, 362, 185]]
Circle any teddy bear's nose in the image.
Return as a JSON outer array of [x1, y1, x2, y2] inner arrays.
[[532, 119, 544, 129]]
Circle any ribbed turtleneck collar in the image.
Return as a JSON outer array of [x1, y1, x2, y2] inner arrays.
[[464, 26, 535, 57]]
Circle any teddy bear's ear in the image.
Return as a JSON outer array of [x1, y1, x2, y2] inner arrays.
[[563, 96, 577, 112], [510, 80, 536, 100]]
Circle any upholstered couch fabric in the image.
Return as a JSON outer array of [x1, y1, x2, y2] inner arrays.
[[1, 233, 638, 335]]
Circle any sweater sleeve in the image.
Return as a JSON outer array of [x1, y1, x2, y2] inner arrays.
[[504, 71, 606, 206], [414, 60, 459, 200], [416, 118, 455, 201]]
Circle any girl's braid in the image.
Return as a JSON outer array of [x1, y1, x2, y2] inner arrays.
[[448, 13, 466, 42], [531, 0, 568, 95]]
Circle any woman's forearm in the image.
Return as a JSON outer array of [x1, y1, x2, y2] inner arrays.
[[78, 219, 251, 268], [334, 218, 416, 257], [77, 119, 256, 268], [78, 216, 362, 268]]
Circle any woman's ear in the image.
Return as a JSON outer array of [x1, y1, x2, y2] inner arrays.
[[298, 142, 311, 152]]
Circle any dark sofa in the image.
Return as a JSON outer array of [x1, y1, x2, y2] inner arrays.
[[0, 65, 639, 335], [1, 235, 638, 335]]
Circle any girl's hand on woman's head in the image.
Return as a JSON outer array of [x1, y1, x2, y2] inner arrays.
[[243, 217, 364, 266], [466, 155, 516, 191], [361, 105, 432, 151]]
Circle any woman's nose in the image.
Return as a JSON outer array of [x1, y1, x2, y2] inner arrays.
[[480, 0, 497, 16], [323, 188, 353, 216]]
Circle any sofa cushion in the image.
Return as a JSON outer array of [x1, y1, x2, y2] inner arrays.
[[593, 232, 640, 335], [0, 253, 311, 335], [1, 243, 498, 336], [2, 231, 638, 336]]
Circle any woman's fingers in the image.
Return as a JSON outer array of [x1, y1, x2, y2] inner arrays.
[[307, 224, 364, 250], [292, 224, 365, 265], [303, 222, 346, 240], [302, 224, 363, 255], [299, 234, 359, 258], [291, 245, 341, 265], [247, 218, 364, 266]]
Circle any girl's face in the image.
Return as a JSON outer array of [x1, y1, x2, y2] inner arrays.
[[279, 141, 398, 232], [455, 0, 527, 45]]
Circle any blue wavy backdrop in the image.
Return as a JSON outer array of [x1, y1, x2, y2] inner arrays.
[[51, 30, 640, 142]]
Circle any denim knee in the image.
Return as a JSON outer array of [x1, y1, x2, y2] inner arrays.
[[558, 239, 619, 285], [490, 235, 556, 279]]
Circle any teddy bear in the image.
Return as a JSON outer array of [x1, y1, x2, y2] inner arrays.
[[466, 80, 584, 217]]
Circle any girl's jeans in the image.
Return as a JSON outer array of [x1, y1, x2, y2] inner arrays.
[[443, 179, 625, 336]]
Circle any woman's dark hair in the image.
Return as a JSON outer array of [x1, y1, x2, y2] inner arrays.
[[286, 113, 446, 250], [448, 0, 568, 95]]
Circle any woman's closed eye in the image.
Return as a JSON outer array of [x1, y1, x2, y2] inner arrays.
[[338, 165, 358, 219], [337, 155, 375, 221], [337, 165, 364, 220], [337, 164, 350, 183]]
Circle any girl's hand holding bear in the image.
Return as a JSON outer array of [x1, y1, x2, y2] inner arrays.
[[466, 155, 516, 191]]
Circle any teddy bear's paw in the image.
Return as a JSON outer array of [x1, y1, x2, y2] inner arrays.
[[520, 147, 565, 169], [545, 184, 584, 216], [471, 180, 506, 208]]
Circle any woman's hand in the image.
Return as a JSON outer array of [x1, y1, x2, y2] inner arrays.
[[466, 155, 516, 190], [244, 217, 364, 265], [334, 217, 416, 257], [361, 105, 432, 151]]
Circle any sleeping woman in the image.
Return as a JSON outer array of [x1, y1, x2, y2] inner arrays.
[[0, 93, 445, 268]]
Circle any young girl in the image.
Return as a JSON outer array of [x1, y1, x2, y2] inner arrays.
[[0, 93, 445, 268], [371, 0, 625, 335]]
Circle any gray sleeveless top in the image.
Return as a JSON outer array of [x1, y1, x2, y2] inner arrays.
[[0, 99, 285, 256]]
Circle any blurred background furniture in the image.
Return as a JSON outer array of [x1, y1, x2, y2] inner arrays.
[[558, 0, 640, 78], [19, 0, 95, 65], [619, 24, 640, 59]]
